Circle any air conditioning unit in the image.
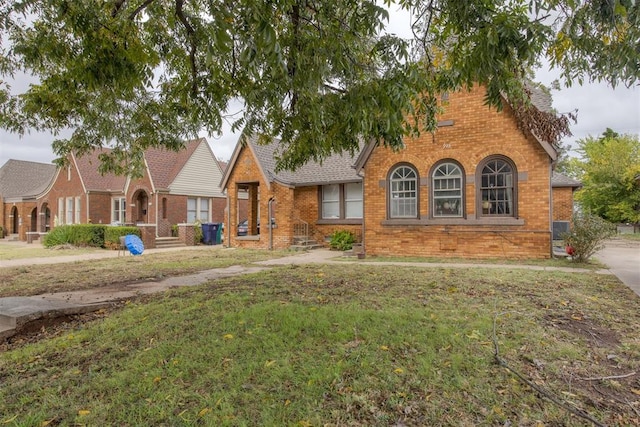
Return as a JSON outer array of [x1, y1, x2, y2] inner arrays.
[[552, 221, 570, 240]]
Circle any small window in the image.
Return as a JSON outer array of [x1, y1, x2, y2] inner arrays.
[[344, 182, 363, 219], [432, 161, 464, 217], [74, 196, 81, 224], [187, 197, 210, 223], [320, 183, 363, 220], [112, 197, 126, 224], [66, 197, 74, 225], [478, 156, 517, 217], [389, 165, 418, 218], [322, 184, 340, 219], [187, 198, 198, 223]]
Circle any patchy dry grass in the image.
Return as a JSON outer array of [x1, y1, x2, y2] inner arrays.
[[1, 264, 638, 426], [0, 248, 290, 297], [0, 241, 105, 260]]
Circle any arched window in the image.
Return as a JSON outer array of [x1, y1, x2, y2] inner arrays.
[[388, 164, 418, 218], [478, 156, 517, 217], [431, 161, 464, 218]]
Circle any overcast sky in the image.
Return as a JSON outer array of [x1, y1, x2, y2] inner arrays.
[[0, 9, 638, 167]]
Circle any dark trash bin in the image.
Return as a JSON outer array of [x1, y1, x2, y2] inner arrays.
[[213, 223, 222, 244], [201, 223, 214, 245], [202, 223, 221, 245]]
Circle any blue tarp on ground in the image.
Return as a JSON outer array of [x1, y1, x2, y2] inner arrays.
[[124, 234, 144, 255]]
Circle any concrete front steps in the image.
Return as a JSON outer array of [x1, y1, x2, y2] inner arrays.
[[290, 237, 324, 251], [155, 237, 186, 249]]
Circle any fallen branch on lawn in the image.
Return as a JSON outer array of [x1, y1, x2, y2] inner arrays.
[[579, 372, 637, 381], [492, 312, 607, 427]]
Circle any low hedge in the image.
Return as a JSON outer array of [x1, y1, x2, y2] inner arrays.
[[43, 225, 141, 249], [104, 226, 141, 250]]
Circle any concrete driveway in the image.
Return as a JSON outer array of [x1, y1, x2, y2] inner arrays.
[[595, 239, 640, 297]]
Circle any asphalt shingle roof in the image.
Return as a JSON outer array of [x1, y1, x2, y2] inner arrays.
[[0, 159, 56, 199], [551, 171, 582, 188], [74, 149, 127, 192], [246, 134, 361, 186]]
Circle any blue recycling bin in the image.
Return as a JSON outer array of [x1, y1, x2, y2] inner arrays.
[[201, 223, 221, 245], [201, 223, 214, 245]]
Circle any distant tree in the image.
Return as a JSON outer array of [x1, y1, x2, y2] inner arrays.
[[0, 1, 638, 173], [574, 130, 640, 224]]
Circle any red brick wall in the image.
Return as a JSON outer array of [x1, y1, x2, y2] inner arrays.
[[2, 201, 38, 240], [362, 85, 554, 259]]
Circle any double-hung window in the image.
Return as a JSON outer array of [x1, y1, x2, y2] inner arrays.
[[187, 197, 210, 223], [112, 197, 126, 224], [320, 182, 363, 220], [432, 162, 464, 217], [389, 165, 418, 218], [479, 156, 517, 216]]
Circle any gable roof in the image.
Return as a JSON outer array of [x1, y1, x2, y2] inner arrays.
[[144, 138, 204, 191], [221, 134, 362, 190], [73, 148, 127, 192], [551, 171, 582, 188], [0, 159, 56, 200]]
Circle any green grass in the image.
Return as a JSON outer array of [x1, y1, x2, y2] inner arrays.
[[1, 264, 639, 425], [0, 248, 291, 297], [617, 232, 640, 241], [346, 253, 607, 269]]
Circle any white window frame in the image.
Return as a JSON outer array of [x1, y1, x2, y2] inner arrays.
[[432, 162, 464, 218], [112, 197, 126, 225], [57, 198, 64, 225], [389, 165, 418, 218], [187, 197, 211, 223], [320, 182, 363, 220], [479, 157, 517, 217], [66, 197, 74, 225], [74, 196, 81, 224]]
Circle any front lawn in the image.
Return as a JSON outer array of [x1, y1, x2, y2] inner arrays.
[[0, 248, 290, 297], [1, 264, 638, 425]]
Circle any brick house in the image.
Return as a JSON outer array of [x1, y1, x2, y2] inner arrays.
[[0, 159, 56, 241], [30, 138, 225, 244], [551, 172, 582, 239], [223, 85, 577, 259], [220, 135, 363, 249]]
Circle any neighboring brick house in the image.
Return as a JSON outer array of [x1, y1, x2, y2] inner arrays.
[[551, 171, 582, 239], [224, 84, 573, 259], [31, 138, 225, 243], [0, 159, 56, 241], [220, 135, 363, 249]]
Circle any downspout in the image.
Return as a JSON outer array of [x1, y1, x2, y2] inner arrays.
[[268, 196, 275, 250], [226, 193, 231, 247], [549, 160, 554, 257], [356, 171, 365, 254]]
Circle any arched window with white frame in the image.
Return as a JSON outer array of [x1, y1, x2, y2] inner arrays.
[[478, 156, 518, 217], [431, 161, 464, 218], [388, 164, 419, 218]]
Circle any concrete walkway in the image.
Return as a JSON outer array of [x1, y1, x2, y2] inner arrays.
[[0, 241, 636, 341]]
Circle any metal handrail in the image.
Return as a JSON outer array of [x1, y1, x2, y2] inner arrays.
[[293, 218, 309, 241]]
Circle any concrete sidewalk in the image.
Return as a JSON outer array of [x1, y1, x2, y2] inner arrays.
[[0, 243, 633, 342]]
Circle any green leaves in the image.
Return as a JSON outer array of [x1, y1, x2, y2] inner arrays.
[[0, 0, 638, 173], [574, 131, 640, 224]]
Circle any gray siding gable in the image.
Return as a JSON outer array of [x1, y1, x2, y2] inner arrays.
[[170, 142, 225, 197]]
